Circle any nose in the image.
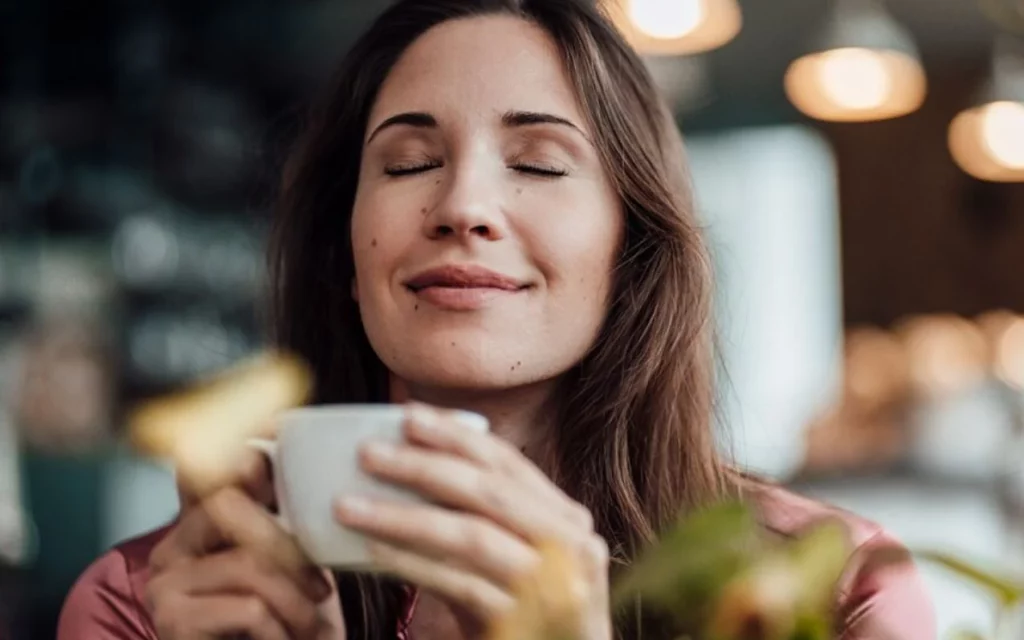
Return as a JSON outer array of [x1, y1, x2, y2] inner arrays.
[[422, 161, 506, 242]]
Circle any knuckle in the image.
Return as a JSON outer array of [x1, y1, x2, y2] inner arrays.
[[572, 503, 595, 531], [148, 536, 179, 572], [240, 596, 271, 627], [150, 594, 185, 637], [455, 579, 488, 614], [233, 548, 263, 575], [478, 475, 508, 510], [461, 519, 496, 557], [143, 577, 166, 614], [290, 598, 322, 633], [584, 534, 610, 567]]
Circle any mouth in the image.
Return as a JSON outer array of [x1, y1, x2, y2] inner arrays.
[[404, 264, 529, 292], [403, 265, 530, 310]]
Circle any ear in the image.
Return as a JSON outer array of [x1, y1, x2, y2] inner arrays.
[[350, 277, 359, 302]]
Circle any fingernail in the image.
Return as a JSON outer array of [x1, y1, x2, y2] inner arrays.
[[452, 410, 489, 433], [406, 404, 438, 430], [363, 441, 395, 460], [336, 496, 371, 517]]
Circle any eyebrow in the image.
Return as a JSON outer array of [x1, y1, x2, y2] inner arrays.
[[366, 112, 437, 144], [501, 110, 589, 142], [365, 109, 589, 145]]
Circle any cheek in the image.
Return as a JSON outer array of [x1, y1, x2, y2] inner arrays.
[[521, 189, 621, 301], [350, 188, 414, 287]]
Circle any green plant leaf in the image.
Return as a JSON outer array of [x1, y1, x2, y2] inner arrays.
[[917, 551, 1024, 607], [786, 520, 851, 611], [611, 502, 761, 613]]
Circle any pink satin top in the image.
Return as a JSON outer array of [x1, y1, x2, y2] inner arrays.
[[56, 484, 935, 639]]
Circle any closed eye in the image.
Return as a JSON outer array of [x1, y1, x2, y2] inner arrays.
[[385, 161, 443, 177], [512, 163, 568, 178]]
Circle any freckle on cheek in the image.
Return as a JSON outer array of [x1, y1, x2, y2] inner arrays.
[[516, 188, 523, 195], [371, 239, 377, 247], [414, 304, 419, 311], [420, 207, 427, 214]]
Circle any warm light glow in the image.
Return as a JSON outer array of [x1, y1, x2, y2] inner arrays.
[[785, 48, 926, 122], [981, 101, 1024, 170], [816, 48, 893, 110], [605, 0, 741, 55], [844, 327, 909, 405], [628, 0, 704, 40], [899, 315, 988, 397], [949, 101, 1024, 182], [994, 317, 1024, 389]]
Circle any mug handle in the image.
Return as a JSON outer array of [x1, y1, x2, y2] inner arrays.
[[246, 438, 291, 532]]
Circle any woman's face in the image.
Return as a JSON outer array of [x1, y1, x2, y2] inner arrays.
[[351, 15, 623, 391]]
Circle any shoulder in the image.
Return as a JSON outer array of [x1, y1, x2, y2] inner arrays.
[[744, 480, 936, 640], [57, 524, 172, 640]]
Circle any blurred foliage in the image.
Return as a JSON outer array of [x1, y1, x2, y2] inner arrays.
[[611, 502, 853, 640], [493, 501, 1024, 640]]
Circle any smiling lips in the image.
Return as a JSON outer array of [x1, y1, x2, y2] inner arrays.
[[404, 265, 528, 310]]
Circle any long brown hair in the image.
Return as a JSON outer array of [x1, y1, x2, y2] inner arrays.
[[269, 0, 734, 637]]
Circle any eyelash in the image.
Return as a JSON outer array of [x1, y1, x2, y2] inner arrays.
[[385, 161, 442, 177], [383, 162, 568, 178]]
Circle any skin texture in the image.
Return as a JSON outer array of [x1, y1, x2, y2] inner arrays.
[[351, 15, 623, 394]]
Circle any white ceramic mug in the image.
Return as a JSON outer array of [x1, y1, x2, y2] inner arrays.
[[249, 404, 489, 569]]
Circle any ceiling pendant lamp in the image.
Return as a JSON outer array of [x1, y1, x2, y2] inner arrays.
[[948, 37, 1024, 182], [784, 0, 927, 122], [604, 0, 742, 56]]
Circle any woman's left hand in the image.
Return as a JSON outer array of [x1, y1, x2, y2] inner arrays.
[[332, 403, 612, 640]]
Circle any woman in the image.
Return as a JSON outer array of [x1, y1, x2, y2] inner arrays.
[[58, 0, 935, 638]]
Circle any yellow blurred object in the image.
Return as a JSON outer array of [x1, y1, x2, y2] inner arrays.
[[784, 0, 926, 123], [706, 557, 800, 640], [949, 101, 1024, 182], [785, 48, 926, 122], [603, 0, 742, 56], [488, 540, 586, 640], [128, 351, 313, 495], [948, 37, 1024, 182]]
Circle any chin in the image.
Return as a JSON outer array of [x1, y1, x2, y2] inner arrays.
[[372, 331, 556, 392]]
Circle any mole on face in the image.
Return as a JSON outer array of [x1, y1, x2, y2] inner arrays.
[[516, 187, 523, 195], [414, 304, 419, 311], [371, 238, 378, 248], [420, 207, 428, 215]]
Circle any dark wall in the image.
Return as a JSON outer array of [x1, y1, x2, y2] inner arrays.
[[824, 56, 1024, 327]]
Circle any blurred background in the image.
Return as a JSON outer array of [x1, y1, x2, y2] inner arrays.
[[1, 0, 1023, 637]]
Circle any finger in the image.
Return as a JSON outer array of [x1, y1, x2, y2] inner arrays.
[[150, 548, 331, 636], [366, 539, 515, 621], [201, 486, 329, 600], [154, 487, 328, 600], [333, 497, 539, 587], [151, 593, 289, 640], [150, 506, 224, 570], [235, 447, 277, 509], [358, 442, 586, 545], [403, 404, 584, 522]]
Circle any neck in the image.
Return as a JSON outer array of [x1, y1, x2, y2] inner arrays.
[[395, 377, 560, 461]]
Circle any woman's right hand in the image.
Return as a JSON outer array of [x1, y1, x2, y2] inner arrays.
[[145, 450, 344, 639]]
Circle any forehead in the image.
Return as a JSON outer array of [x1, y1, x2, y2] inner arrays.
[[368, 15, 588, 131]]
